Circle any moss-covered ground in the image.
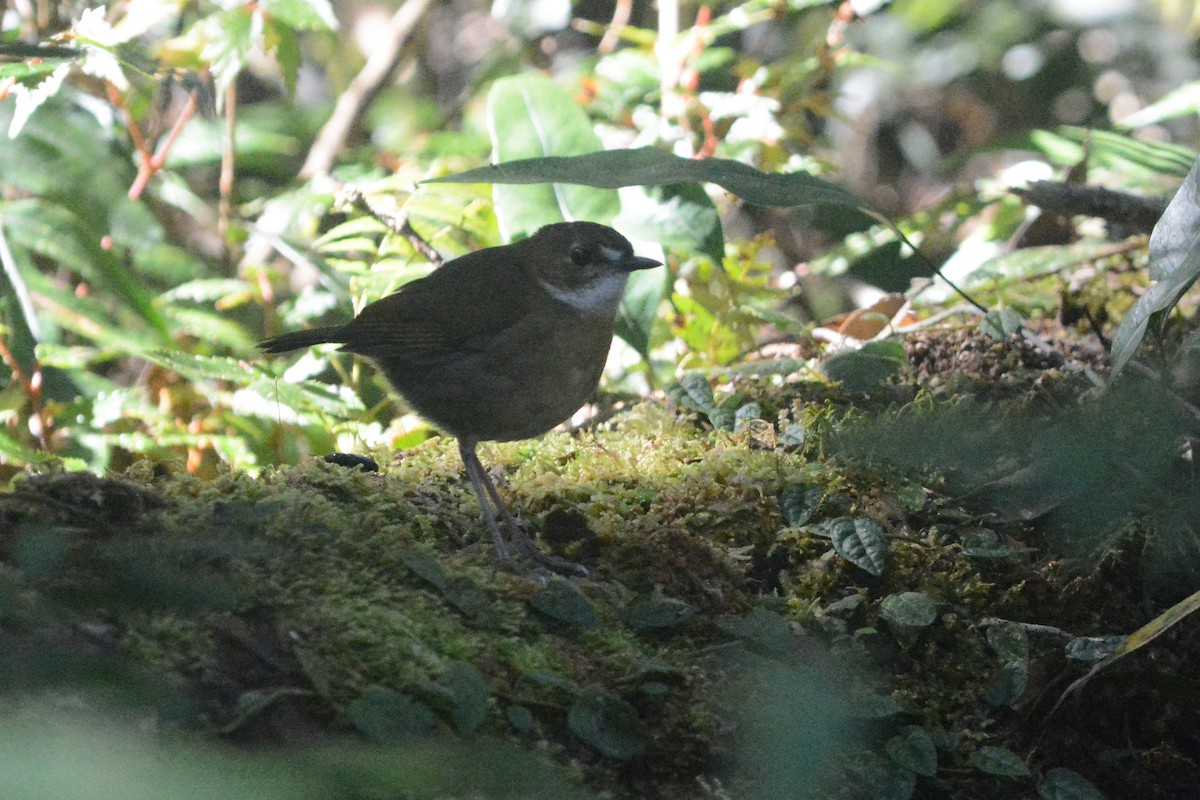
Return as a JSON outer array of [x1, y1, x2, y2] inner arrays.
[[1, 326, 1197, 799]]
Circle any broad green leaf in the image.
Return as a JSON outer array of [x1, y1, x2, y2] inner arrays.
[[779, 483, 823, 526], [969, 746, 1030, 778], [567, 687, 650, 760], [1111, 155, 1200, 377], [665, 373, 717, 414], [346, 686, 437, 744], [485, 74, 619, 239], [614, 183, 724, 263], [430, 146, 867, 211], [885, 726, 937, 777], [826, 517, 888, 575], [260, 0, 338, 31], [529, 579, 599, 628], [613, 265, 668, 362], [441, 661, 489, 734], [821, 339, 907, 393]]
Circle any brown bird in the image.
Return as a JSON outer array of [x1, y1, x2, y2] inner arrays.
[[261, 221, 661, 575]]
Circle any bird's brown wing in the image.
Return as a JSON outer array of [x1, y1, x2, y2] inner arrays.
[[337, 248, 536, 365]]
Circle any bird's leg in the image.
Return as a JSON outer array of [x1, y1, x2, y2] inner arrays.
[[458, 439, 512, 563], [458, 440, 588, 577]]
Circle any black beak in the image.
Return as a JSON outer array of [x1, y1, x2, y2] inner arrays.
[[619, 255, 663, 272]]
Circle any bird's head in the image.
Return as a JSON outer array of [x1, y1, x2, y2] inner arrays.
[[522, 222, 662, 314]]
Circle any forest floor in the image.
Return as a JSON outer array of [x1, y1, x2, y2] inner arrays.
[[1, 320, 1197, 800]]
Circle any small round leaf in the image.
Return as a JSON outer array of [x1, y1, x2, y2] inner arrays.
[[885, 725, 938, 777], [568, 687, 650, 760], [880, 592, 938, 628]]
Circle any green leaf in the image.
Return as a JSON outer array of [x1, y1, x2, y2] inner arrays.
[[1037, 767, 1106, 800], [979, 308, 1023, 339], [985, 660, 1028, 707], [779, 483, 823, 526], [260, 0, 338, 30], [1111, 155, 1200, 377], [666, 373, 717, 414], [614, 183, 724, 262], [613, 265, 668, 361], [827, 517, 888, 576], [400, 548, 448, 592], [821, 340, 907, 393], [715, 607, 795, 656], [885, 726, 938, 777], [485, 74, 619, 239], [986, 622, 1030, 663], [1028, 127, 1195, 178], [1064, 635, 1123, 662], [970, 746, 1031, 779], [879, 592, 937, 628], [430, 146, 867, 211], [346, 686, 437, 744], [441, 661, 489, 734], [623, 596, 696, 630], [567, 687, 650, 760], [529, 579, 599, 628]]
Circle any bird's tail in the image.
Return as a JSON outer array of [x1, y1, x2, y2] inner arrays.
[[259, 326, 346, 354]]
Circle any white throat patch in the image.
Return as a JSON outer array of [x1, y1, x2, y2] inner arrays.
[[538, 271, 630, 313]]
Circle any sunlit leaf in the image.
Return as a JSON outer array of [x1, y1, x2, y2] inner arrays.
[[431, 146, 866, 211], [485, 74, 619, 239], [1111, 155, 1200, 377]]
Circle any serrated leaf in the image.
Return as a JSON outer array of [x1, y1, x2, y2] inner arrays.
[[879, 592, 937, 628], [1037, 767, 1106, 800], [970, 746, 1031, 778], [429, 146, 867, 211], [827, 517, 888, 576], [486, 74, 619, 239], [567, 687, 649, 760], [885, 726, 938, 777]]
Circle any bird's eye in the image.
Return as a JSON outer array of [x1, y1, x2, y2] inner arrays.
[[569, 246, 588, 266]]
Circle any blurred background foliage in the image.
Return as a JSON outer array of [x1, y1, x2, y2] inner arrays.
[[0, 0, 1197, 474]]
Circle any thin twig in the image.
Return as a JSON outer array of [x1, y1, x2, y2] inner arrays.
[[337, 185, 443, 267], [218, 80, 237, 243], [299, 0, 434, 180]]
